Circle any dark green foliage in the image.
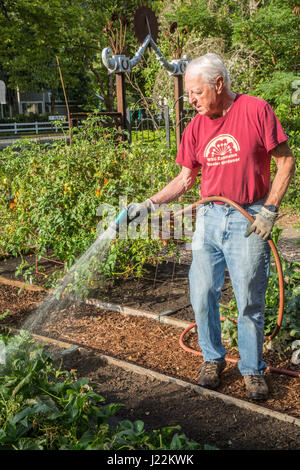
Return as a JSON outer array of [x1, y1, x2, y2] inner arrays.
[[0, 331, 203, 450]]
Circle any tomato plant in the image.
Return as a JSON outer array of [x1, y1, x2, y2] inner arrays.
[[0, 116, 196, 284]]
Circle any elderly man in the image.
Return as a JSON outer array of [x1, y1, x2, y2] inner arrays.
[[128, 53, 295, 400]]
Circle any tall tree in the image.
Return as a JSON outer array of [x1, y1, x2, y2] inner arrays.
[[0, 0, 156, 110]]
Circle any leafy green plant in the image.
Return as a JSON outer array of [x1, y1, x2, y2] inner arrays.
[[221, 254, 300, 349], [220, 301, 239, 348], [0, 331, 206, 450], [0, 310, 10, 322], [265, 259, 300, 342]]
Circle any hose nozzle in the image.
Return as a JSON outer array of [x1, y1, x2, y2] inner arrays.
[[109, 208, 128, 231]]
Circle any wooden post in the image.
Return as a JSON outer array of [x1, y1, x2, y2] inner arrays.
[[56, 56, 72, 144], [174, 75, 184, 150], [116, 72, 126, 131]]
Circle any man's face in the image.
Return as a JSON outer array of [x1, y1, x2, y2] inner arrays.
[[185, 72, 222, 117]]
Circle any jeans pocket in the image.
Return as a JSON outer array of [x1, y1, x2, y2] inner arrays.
[[193, 205, 209, 250], [196, 203, 209, 219]]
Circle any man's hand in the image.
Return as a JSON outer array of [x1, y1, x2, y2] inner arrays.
[[127, 199, 155, 223], [245, 206, 278, 240]]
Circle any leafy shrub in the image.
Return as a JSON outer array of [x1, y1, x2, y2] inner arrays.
[[0, 113, 52, 124], [0, 116, 192, 283]]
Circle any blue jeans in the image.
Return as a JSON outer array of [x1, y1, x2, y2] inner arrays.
[[189, 200, 270, 376]]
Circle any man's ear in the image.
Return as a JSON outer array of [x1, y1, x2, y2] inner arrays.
[[215, 75, 224, 94]]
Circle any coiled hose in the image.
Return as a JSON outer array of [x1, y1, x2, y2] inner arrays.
[[172, 196, 300, 378]]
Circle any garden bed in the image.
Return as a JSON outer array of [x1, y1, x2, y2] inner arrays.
[[1, 282, 300, 450], [1, 218, 299, 450], [1, 276, 299, 422]]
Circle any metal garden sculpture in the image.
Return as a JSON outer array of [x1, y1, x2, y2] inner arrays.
[[101, 6, 190, 148]]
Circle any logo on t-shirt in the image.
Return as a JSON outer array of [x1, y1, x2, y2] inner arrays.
[[204, 134, 240, 167]]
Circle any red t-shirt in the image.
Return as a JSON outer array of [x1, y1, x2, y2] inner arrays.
[[176, 94, 288, 205]]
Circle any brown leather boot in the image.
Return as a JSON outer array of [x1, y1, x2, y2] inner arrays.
[[197, 360, 226, 389], [244, 375, 268, 400]]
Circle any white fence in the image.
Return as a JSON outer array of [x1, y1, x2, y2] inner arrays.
[[0, 121, 69, 135]]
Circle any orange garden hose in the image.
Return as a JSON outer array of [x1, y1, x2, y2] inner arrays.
[[173, 196, 300, 379]]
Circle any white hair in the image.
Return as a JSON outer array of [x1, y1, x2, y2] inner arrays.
[[185, 53, 231, 91]]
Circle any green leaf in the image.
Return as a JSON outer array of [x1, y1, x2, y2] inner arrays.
[[15, 438, 44, 450], [133, 420, 145, 434]]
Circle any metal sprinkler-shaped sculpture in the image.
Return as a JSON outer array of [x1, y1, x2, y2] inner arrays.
[[101, 6, 190, 148]]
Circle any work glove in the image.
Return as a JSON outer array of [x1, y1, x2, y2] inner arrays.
[[127, 198, 155, 223], [245, 206, 278, 240]]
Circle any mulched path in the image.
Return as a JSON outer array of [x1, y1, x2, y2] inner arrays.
[[1, 283, 299, 422]]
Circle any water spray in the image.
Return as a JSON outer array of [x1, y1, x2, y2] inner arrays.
[[22, 208, 129, 333]]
